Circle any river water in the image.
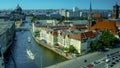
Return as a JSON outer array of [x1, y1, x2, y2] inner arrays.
[[5, 20, 67, 68]]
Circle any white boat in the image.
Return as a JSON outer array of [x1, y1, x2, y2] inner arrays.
[[27, 37, 31, 42], [26, 49, 34, 60]]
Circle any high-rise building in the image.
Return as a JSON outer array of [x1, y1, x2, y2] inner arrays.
[[59, 9, 67, 17], [112, 3, 119, 19], [73, 7, 79, 12], [66, 10, 80, 18]]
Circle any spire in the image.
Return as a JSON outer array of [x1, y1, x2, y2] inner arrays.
[[88, 0, 92, 20], [115, 1, 119, 6], [17, 4, 20, 8], [88, 0, 92, 30], [90, 0, 92, 13]]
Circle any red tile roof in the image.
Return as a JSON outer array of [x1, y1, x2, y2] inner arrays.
[[91, 20, 118, 31], [69, 31, 95, 41], [73, 24, 87, 29], [92, 14, 102, 18]]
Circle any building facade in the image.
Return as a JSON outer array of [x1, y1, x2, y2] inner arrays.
[[112, 4, 119, 19], [0, 21, 15, 57]]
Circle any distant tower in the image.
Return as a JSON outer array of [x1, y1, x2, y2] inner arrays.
[[112, 2, 119, 19], [15, 4, 22, 14], [88, 0, 92, 30], [73, 7, 79, 12]]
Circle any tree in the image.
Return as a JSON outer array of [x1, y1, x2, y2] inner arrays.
[[91, 30, 118, 51], [63, 47, 69, 53], [59, 16, 65, 23], [69, 45, 78, 53], [99, 30, 118, 48], [35, 30, 40, 37]]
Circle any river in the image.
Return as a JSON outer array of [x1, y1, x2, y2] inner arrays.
[[5, 19, 67, 68]]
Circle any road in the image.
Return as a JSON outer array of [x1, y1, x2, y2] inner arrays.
[[47, 47, 120, 68]]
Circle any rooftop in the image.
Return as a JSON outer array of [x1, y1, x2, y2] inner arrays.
[[0, 20, 14, 35], [90, 20, 118, 31]]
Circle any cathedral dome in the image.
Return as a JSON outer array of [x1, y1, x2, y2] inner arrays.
[[15, 4, 22, 13]]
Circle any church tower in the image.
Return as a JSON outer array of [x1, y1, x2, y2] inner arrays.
[[88, 0, 92, 30], [112, 2, 119, 19]]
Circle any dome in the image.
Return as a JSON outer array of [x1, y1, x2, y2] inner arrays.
[[15, 4, 22, 13]]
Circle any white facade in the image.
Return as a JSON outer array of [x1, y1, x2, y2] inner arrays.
[[32, 23, 35, 32], [59, 9, 67, 17], [66, 11, 80, 18]]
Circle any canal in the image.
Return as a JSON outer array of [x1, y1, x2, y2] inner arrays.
[[5, 21, 67, 68]]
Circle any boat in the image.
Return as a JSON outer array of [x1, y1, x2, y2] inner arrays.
[[27, 37, 31, 43], [26, 49, 34, 60]]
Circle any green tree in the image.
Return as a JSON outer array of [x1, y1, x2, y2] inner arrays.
[[99, 30, 117, 48], [69, 45, 78, 53], [63, 47, 69, 53], [35, 30, 40, 37], [91, 30, 118, 51], [59, 16, 65, 23]]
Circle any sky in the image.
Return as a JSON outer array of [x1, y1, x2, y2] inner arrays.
[[0, 0, 119, 10]]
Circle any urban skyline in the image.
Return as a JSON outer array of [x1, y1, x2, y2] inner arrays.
[[0, 0, 119, 10]]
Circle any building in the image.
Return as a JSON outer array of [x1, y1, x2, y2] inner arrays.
[[88, 0, 92, 30], [66, 11, 80, 18], [59, 9, 67, 17], [92, 14, 102, 18], [10, 4, 25, 21], [49, 13, 62, 19], [34, 13, 47, 18], [112, 3, 119, 19], [73, 7, 79, 12], [0, 20, 15, 68], [34, 23, 96, 54], [90, 20, 118, 34], [0, 21, 15, 54], [65, 7, 80, 18], [57, 31, 96, 54]]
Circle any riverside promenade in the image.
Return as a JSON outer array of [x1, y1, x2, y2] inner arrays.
[[32, 36, 73, 60]]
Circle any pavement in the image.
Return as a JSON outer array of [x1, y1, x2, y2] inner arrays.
[[47, 47, 120, 68], [112, 62, 120, 68]]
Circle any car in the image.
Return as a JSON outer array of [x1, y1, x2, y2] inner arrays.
[[94, 61, 100, 64], [116, 60, 119, 62], [109, 64, 113, 67], [112, 62, 116, 65], [112, 57, 115, 60], [115, 56, 118, 59], [87, 64, 93, 68]]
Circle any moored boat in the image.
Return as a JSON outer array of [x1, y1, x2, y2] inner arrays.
[[26, 49, 34, 60]]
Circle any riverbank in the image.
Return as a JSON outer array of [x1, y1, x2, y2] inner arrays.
[[32, 35, 73, 60]]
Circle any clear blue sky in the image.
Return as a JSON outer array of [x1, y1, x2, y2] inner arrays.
[[0, 0, 119, 10]]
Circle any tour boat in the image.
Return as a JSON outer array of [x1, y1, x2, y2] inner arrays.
[[27, 37, 31, 43], [26, 49, 34, 60]]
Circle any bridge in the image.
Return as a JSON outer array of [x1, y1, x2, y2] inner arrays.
[[15, 26, 31, 31]]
